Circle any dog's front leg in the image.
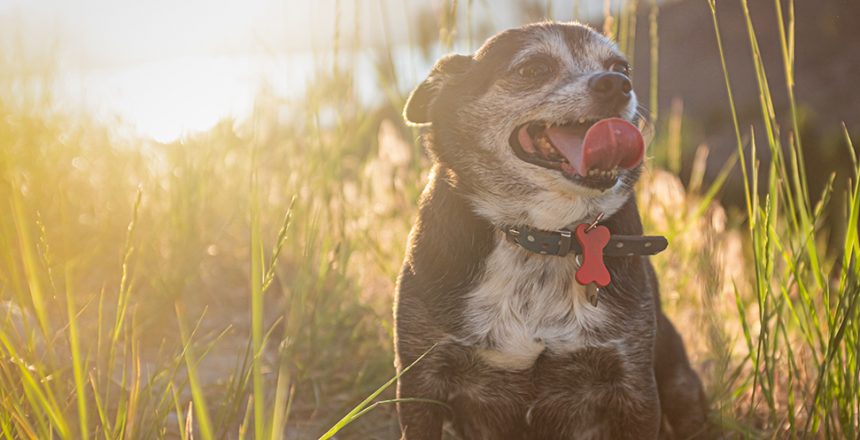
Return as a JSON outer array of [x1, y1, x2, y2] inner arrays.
[[395, 363, 445, 440], [394, 311, 446, 439], [529, 347, 662, 440], [654, 311, 708, 438]]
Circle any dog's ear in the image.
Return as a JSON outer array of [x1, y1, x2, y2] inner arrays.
[[403, 54, 473, 126]]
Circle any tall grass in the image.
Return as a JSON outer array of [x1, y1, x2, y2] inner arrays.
[[0, 0, 857, 439], [706, 0, 859, 436]]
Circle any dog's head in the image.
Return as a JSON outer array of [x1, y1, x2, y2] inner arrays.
[[404, 22, 646, 230]]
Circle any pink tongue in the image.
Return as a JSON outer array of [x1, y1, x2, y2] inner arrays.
[[545, 118, 644, 177]]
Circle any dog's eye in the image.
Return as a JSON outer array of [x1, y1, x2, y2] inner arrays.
[[608, 60, 631, 76], [517, 60, 553, 79]]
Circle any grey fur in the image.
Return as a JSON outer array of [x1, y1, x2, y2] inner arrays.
[[394, 22, 708, 440]]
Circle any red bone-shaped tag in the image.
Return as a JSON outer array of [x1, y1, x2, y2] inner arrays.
[[574, 223, 611, 287]]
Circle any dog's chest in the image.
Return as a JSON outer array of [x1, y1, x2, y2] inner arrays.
[[463, 240, 608, 370]]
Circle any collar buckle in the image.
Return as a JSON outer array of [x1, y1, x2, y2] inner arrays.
[[505, 227, 520, 244], [558, 229, 573, 256]]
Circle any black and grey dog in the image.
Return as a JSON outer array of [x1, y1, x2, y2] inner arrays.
[[394, 22, 707, 439]]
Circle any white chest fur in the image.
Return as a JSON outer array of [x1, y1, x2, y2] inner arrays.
[[463, 238, 609, 370]]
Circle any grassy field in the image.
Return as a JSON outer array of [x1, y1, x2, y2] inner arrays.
[[1, 0, 858, 438]]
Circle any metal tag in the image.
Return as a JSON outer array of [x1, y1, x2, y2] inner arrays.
[[586, 283, 600, 307]]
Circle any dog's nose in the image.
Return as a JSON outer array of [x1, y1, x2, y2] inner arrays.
[[588, 72, 632, 102]]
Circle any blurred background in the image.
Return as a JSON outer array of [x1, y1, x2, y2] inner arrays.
[[1, 0, 858, 438], [4, 0, 857, 186]]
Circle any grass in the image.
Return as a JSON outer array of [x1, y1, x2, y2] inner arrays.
[[0, 0, 858, 438]]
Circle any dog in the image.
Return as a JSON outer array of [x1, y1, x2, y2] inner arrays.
[[393, 22, 707, 439]]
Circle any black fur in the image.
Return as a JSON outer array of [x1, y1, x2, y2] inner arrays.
[[395, 22, 707, 440]]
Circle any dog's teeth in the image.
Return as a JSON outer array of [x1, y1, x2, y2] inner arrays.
[[578, 117, 586, 124], [539, 138, 553, 150]]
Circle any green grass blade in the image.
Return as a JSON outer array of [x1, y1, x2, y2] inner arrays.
[[318, 343, 438, 440]]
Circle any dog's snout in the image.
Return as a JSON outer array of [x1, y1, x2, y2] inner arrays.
[[588, 72, 632, 102]]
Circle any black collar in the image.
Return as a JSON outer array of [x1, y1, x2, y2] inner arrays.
[[504, 224, 668, 257]]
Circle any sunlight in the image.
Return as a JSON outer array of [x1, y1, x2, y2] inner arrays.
[[1, 0, 323, 141], [64, 56, 279, 142]]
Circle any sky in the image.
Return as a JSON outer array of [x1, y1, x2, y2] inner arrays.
[[3, 0, 309, 65], [1, 0, 323, 140], [1, 0, 485, 67]]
